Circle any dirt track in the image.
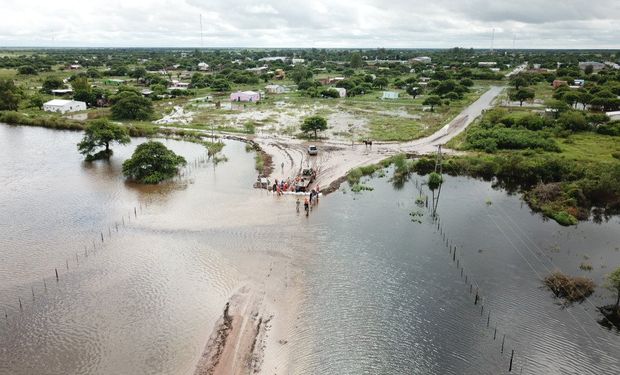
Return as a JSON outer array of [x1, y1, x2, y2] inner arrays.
[[252, 86, 505, 192]]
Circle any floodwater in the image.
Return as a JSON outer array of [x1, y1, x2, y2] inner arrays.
[[0, 124, 306, 374], [289, 172, 620, 374], [1, 124, 620, 374]]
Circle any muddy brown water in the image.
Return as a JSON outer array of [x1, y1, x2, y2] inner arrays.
[[1, 124, 620, 374]]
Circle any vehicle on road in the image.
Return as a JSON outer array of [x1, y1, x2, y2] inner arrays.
[[294, 168, 316, 192], [307, 145, 318, 155]]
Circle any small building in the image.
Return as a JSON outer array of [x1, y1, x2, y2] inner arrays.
[[197, 62, 209, 71], [334, 87, 347, 98], [68, 64, 82, 70], [170, 80, 190, 89], [274, 69, 286, 80], [382, 91, 399, 99], [51, 88, 73, 95], [478, 62, 497, 67], [141, 89, 154, 96], [43, 99, 86, 114], [265, 84, 285, 94], [292, 58, 305, 64], [258, 56, 288, 62], [410, 56, 432, 64], [246, 66, 268, 74], [573, 79, 585, 87], [230, 91, 261, 102], [553, 80, 568, 89], [606, 111, 620, 121]]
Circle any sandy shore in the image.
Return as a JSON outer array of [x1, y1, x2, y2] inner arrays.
[[194, 250, 304, 375]]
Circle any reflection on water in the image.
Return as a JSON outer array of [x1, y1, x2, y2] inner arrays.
[[1, 124, 620, 374]]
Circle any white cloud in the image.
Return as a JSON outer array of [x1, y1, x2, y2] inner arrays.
[[0, 0, 618, 48]]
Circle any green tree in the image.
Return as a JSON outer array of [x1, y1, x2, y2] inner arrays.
[[0, 79, 21, 111], [373, 77, 389, 89], [130, 67, 147, 83], [290, 65, 312, 85], [510, 75, 529, 90], [301, 115, 328, 139], [77, 119, 130, 160], [350, 52, 363, 68], [509, 88, 535, 107], [423, 95, 442, 112], [211, 78, 231, 92], [42, 76, 64, 93], [29, 94, 45, 109], [406, 85, 421, 98], [111, 91, 153, 120], [72, 76, 95, 106], [18, 65, 37, 75], [584, 64, 594, 75], [122, 141, 187, 184], [607, 267, 620, 312], [546, 99, 569, 119]]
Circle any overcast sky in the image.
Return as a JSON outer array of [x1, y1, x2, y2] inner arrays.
[[1, 0, 619, 49]]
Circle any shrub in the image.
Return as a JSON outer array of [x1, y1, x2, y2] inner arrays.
[[544, 271, 595, 303]]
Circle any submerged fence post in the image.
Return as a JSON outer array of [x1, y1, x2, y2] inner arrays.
[[509, 350, 514, 372], [101, 232, 104, 242], [18, 297, 22, 312], [494, 325, 497, 340], [55, 268, 59, 281], [487, 311, 491, 327], [501, 334, 505, 353]]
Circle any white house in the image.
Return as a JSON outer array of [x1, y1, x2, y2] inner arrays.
[[411, 56, 432, 64], [334, 87, 347, 98], [43, 99, 86, 114], [382, 91, 399, 99], [265, 84, 285, 94], [478, 62, 497, 67], [230, 91, 261, 102], [292, 58, 305, 64], [606, 111, 620, 121], [197, 62, 209, 71]]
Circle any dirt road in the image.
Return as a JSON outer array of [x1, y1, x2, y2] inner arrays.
[[253, 85, 505, 191]]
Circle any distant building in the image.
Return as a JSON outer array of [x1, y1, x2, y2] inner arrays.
[[258, 56, 288, 62], [141, 89, 154, 96], [51, 88, 73, 95], [382, 91, 399, 99], [573, 79, 585, 87], [274, 69, 286, 80], [478, 62, 497, 67], [43, 99, 86, 114], [410, 56, 432, 64], [553, 80, 568, 89], [606, 111, 620, 120], [230, 91, 261, 102], [578, 61, 606, 72], [68, 64, 82, 70], [246, 66, 268, 74], [604, 61, 620, 70], [197, 62, 209, 71], [334, 87, 347, 98], [292, 58, 305, 64], [265, 84, 285, 94]]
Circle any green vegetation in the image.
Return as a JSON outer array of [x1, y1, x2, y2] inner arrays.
[[77, 119, 131, 161], [111, 89, 154, 120], [0, 79, 20, 110], [301, 115, 328, 139], [122, 141, 186, 184]]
